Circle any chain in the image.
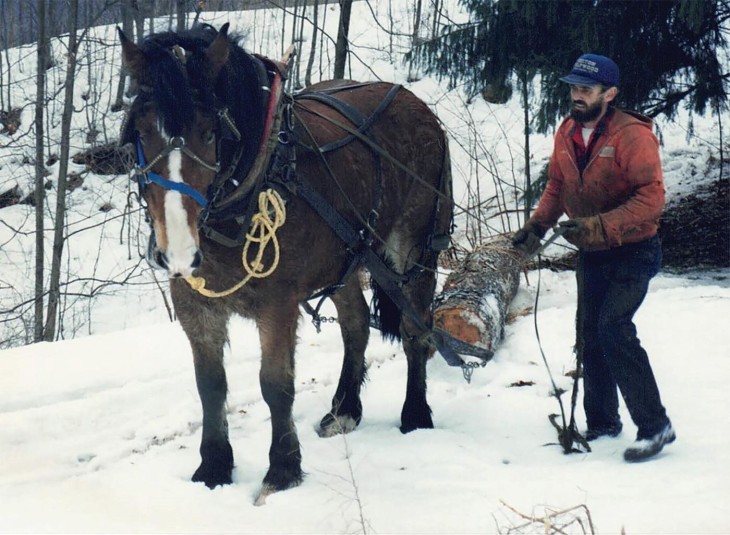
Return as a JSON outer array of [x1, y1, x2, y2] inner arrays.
[[460, 359, 488, 384], [311, 314, 338, 333]]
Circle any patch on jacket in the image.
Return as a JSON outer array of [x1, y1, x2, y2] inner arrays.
[[599, 146, 615, 158]]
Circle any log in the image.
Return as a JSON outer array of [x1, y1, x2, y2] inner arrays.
[[72, 142, 134, 175], [433, 236, 524, 353]]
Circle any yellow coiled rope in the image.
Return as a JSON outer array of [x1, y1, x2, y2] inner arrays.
[[185, 188, 286, 298]]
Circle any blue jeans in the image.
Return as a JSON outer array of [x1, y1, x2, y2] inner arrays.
[[577, 235, 670, 439]]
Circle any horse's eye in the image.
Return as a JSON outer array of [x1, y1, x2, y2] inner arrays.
[[203, 130, 215, 145]]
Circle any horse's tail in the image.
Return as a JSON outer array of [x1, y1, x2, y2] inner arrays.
[[370, 279, 402, 343]]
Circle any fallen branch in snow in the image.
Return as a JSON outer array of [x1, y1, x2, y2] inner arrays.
[[495, 500, 596, 534]]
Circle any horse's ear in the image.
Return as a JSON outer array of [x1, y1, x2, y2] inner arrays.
[[206, 23, 230, 79], [118, 26, 147, 81]]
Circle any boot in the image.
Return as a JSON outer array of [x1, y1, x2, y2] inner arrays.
[[624, 422, 676, 462]]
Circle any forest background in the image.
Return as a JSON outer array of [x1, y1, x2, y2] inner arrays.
[[0, 0, 727, 348]]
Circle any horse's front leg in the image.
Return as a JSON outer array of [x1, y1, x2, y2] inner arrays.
[[255, 300, 303, 505], [173, 283, 234, 488]]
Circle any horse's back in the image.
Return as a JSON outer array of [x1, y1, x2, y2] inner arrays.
[[292, 79, 451, 251]]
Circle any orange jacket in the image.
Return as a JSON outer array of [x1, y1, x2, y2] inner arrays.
[[530, 108, 665, 251]]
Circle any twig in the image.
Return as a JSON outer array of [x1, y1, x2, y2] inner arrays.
[[497, 500, 596, 534]]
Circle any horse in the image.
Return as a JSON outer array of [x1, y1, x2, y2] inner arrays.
[[118, 23, 453, 504]]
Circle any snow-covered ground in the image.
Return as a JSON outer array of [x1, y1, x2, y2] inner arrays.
[[1, 270, 729, 533], [0, 1, 728, 533]]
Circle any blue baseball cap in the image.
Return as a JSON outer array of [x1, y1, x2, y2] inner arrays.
[[560, 54, 619, 87]]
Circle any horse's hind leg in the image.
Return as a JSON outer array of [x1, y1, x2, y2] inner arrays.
[[318, 273, 369, 438], [173, 290, 234, 488], [398, 251, 438, 433]]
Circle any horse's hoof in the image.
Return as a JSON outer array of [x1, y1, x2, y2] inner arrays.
[[399, 420, 434, 434], [254, 476, 302, 505], [192, 463, 233, 488], [400, 406, 434, 433], [254, 483, 277, 506], [258, 463, 303, 502], [317, 413, 359, 437], [193, 440, 234, 488]]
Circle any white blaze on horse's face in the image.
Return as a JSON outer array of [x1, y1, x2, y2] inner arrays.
[[162, 146, 200, 278], [136, 109, 217, 279]]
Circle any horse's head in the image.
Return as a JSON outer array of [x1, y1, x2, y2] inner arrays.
[[119, 24, 231, 278]]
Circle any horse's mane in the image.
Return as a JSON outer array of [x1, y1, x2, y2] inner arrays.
[[136, 24, 265, 177]]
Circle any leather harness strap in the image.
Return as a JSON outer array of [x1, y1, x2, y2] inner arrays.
[[275, 172, 469, 370]]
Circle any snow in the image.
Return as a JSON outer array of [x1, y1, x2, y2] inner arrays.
[[1, 1, 729, 533], [1, 273, 729, 533]]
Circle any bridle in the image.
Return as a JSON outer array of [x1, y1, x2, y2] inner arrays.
[[133, 135, 218, 208]]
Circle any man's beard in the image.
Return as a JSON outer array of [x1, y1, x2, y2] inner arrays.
[[570, 99, 603, 123]]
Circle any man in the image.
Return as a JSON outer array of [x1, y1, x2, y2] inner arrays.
[[513, 53, 675, 462]]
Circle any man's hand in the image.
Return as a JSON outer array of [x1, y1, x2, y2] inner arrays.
[[558, 216, 606, 248], [512, 221, 546, 255]]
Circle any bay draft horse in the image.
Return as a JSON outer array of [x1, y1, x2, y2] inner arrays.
[[119, 23, 453, 504]]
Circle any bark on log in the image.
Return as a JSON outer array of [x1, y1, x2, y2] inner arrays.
[[433, 236, 524, 353]]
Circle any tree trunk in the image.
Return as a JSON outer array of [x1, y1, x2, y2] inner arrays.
[[294, 0, 306, 89], [113, 0, 134, 111], [407, 0, 422, 81], [34, 0, 48, 342], [333, 0, 353, 79], [305, 0, 319, 87], [431, 0, 441, 38], [521, 70, 532, 226], [44, 0, 79, 341], [142, 0, 153, 37], [280, 0, 287, 58], [0, 2, 7, 111], [433, 236, 524, 353], [290, 0, 301, 89], [176, 0, 186, 32]]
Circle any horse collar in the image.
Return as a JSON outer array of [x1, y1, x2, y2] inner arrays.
[[207, 67, 286, 213], [197, 67, 289, 247]]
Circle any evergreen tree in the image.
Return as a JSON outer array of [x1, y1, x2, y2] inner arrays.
[[410, 0, 729, 133]]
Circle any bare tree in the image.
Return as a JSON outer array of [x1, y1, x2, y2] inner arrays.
[[34, 0, 49, 342], [0, 3, 8, 111], [44, 0, 80, 341], [113, 0, 135, 111], [407, 0, 423, 82], [175, 0, 186, 32], [333, 0, 353, 79], [305, 0, 319, 87], [431, 0, 442, 38], [142, 0, 153, 37]]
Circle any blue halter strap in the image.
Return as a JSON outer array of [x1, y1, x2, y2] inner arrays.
[[135, 139, 209, 208]]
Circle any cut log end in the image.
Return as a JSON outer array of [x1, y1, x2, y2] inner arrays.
[[434, 307, 489, 350], [433, 235, 521, 354]]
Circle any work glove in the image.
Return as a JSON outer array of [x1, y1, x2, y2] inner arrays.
[[558, 216, 606, 249], [511, 221, 546, 255]]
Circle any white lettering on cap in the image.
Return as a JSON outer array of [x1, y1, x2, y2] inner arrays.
[[575, 58, 599, 73]]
